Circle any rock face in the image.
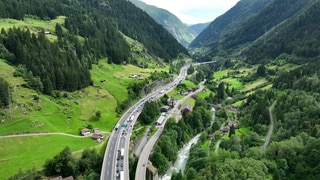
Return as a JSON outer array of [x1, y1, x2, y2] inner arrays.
[[129, 0, 197, 47]]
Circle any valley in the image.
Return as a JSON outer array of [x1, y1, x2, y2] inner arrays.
[[1, 0, 320, 179]]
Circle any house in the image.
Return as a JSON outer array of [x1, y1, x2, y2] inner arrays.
[[220, 126, 230, 133], [160, 105, 170, 112], [94, 128, 101, 134], [167, 98, 177, 106], [129, 74, 141, 79], [181, 104, 193, 115], [155, 115, 166, 126], [228, 121, 238, 128], [208, 134, 215, 140], [44, 30, 51, 34], [50, 176, 74, 180], [91, 133, 100, 140], [81, 129, 90, 136]]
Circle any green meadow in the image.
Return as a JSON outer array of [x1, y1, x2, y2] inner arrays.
[[0, 134, 99, 180], [0, 57, 163, 177]]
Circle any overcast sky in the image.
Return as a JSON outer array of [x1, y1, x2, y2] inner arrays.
[[139, 0, 239, 24]]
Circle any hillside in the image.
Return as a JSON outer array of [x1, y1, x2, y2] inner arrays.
[[220, 0, 312, 51], [189, 0, 272, 48], [129, 0, 197, 47], [0, 0, 187, 95], [189, 22, 210, 36], [243, 0, 320, 64], [190, 0, 318, 64], [0, 0, 188, 178]]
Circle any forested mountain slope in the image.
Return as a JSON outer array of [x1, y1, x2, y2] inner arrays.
[[219, 0, 312, 52], [243, 0, 320, 64], [0, 0, 187, 94], [129, 0, 197, 47], [189, 0, 272, 48], [189, 22, 210, 37]]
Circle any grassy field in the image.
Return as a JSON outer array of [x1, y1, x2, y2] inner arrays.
[[0, 59, 162, 135], [0, 58, 163, 178], [90, 60, 156, 103], [166, 79, 198, 99], [181, 98, 195, 107], [197, 90, 211, 99], [0, 134, 100, 180], [243, 78, 267, 92], [0, 16, 66, 42], [213, 70, 228, 80], [222, 77, 243, 90]]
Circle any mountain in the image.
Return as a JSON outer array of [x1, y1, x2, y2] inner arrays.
[[0, 0, 187, 94], [189, 22, 210, 36], [129, 0, 197, 47], [189, 0, 272, 48], [217, 0, 312, 53], [243, 0, 320, 64], [190, 0, 318, 65]]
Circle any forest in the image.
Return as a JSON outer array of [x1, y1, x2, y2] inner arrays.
[[243, 0, 320, 64], [0, 77, 9, 107], [0, 0, 187, 94]]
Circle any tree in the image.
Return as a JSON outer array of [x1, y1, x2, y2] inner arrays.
[[79, 149, 102, 176], [43, 146, 78, 177], [185, 167, 198, 180], [229, 124, 235, 137], [256, 65, 266, 76], [95, 110, 101, 120], [150, 147, 169, 174]]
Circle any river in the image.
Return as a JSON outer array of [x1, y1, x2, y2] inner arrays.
[[160, 107, 216, 179], [160, 134, 201, 180]]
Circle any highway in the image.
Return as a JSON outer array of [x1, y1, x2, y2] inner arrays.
[[100, 63, 190, 180], [135, 81, 205, 180]]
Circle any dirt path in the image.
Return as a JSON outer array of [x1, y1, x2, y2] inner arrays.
[[261, 101, 276, 152], [0, 131, 109, 139], [215, 140, 221, 153]]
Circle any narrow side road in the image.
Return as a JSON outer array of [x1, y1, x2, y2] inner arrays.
[[0, 132, 109, 138], [215, 140, 221, 153], [261, 101, 276, 152]]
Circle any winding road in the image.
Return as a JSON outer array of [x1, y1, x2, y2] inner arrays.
[[135, 81, 205, 180], [261, 101, 276, 152]]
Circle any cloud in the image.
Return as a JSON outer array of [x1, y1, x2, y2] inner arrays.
[[140, 0, 239, 24]]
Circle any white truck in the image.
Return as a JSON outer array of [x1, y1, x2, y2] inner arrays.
[[129, 115, 134, 122], [120, 148, 124, 159], [120, 171, 124, 180]]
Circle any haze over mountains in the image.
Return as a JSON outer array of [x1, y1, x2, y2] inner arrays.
[[130, 0, 210, 47]]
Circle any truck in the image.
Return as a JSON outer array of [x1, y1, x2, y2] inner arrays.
[[120, 148, 124, 159], [120, 171, 124, 180], [129, 115, 135, 122]]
